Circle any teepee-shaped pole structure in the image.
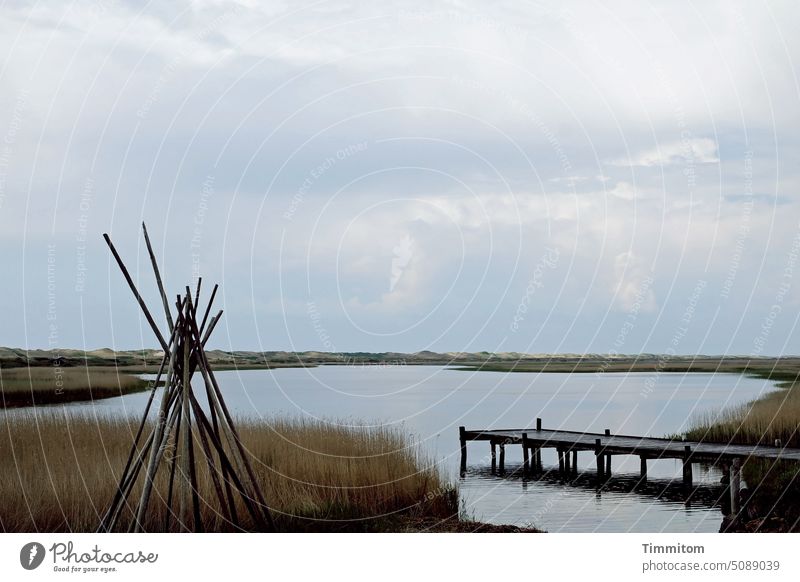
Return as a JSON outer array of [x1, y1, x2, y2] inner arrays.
[[97, 223, 274, 532]]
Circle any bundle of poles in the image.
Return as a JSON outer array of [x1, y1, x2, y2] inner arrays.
[[97, 223, 274, 532]]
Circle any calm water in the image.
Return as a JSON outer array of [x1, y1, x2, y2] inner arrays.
[[51, 366, 774, 532]]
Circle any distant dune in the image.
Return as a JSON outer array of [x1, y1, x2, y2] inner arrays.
[[1, 347, 796, 375]]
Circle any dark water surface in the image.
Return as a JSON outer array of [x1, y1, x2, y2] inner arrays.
[[54, 366, 774, 532]]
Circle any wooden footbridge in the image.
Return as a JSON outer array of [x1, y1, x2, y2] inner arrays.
[[459, 419, 800, 514]]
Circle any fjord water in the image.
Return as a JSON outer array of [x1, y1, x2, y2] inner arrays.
[[70, 366, 774, 532]]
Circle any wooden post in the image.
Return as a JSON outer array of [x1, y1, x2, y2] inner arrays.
[[557, 448, 564, 474], [499, 442, 506, 473], [536, 417, 542, 431], [604, 428, 611, 436], [490, 441, 497, 473], [682, 445, 693, 488], [564, 448, 571, 474], [535, 447, 542, 472], [459, 426, 467, 474], [730, 458, 741, 515], [640, 455, 647, 482], [179, 306, 193, 532], [605, 453, 611, 476], [571, 450, 578, 475], [595, 438, 604, 478], [522, 433, 530, 477]]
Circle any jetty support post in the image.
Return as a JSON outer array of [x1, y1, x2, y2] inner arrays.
[[459, 426, 467, 475], [535, 446, 542, 472], [564, 447, 571, 475], [595, 438, 604, 480], [682, 445, 693, 488], [490, 440, 497, 473], [536, 417, 542, 431], [640, 455, 648, 483], [730, 458, 742, 515], [522, 433, 530, 477], [604, 429, 612, 475], [571, 449, 578, 476], [499, 441, 506, 474], [557, 448, 564, 475]]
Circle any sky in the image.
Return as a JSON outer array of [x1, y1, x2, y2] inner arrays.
[[0, 0, 798, 356]]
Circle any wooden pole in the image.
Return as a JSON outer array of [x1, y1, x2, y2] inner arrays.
[[97, 315, 182, 532], [522, 433, 530, 477], [141, 222, 174, 333], [190, 324, 275, 531], [571, 449, 578, 475], [179, 306, 193, 531], [605, 453, 611, 476], [499, 442, 506, 473], [134, 335, 181, 531], [163, 404, 181, 531], [640, 455, 647, 482], [536, 417, 542, 431], [536, 447, 542, 472], [595, 438, 604, 479], [683, 445, 693, 488], [490, 441, 497, 473], [106, 384, 183, 532], [730, 458, 741, 515], [198, 284, 218, 336], [459, 426, 467, 474], [103, 233, 168, 351]]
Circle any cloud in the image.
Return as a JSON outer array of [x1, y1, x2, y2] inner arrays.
[[611, 138, 719, 168], [0, 1, 798, 354], [613, 252, 657, 313]]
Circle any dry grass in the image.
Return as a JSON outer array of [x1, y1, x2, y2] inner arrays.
[[684, 383, 800, 448], [0, 366, 152, 408], [0, 412, 457, 532]]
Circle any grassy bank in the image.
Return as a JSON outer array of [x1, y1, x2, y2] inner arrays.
[[0, 413, 461, 532], [683, 379, 800, 532], [454, 356, 800, 378], [684, 382, 800, 448], [0, 366, 156, 408]]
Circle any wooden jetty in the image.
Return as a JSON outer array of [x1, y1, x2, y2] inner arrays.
[[460, 419, 800, 514]]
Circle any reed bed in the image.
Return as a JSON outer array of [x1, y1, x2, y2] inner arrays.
[[0, 366, 151, 408], [0, 411, 457, 532], [684, 383, 800, 448]]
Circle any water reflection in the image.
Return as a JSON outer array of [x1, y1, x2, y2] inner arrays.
[[461, 462, 731, 532]]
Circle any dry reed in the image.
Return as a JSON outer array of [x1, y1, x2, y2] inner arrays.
[[684, 384, 800, 448], [0, 411, 457, 532], [0, 367, 152, 408]]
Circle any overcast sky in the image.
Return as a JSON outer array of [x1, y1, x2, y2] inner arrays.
[[1, 0, 798, 355]]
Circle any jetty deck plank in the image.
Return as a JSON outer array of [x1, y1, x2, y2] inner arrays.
[[461, 427, 800, 462]]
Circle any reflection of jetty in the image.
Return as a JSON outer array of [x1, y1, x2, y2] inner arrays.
[[459, 419, 800, 514], [468, 464, 727, 510]]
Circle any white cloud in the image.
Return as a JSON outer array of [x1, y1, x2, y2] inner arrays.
[[611, 138, 719, 168], [613, 252, 657, 313]]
